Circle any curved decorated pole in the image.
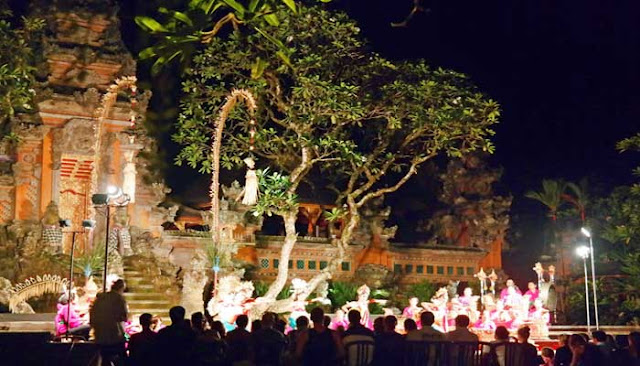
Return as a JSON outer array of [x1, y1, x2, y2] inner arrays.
[[210, 89, 257, 259], [90, 76, 138, 219]]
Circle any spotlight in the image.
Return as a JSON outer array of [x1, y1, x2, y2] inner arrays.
[[581, 227, 591, 238], [91, 194, 108, 205], [82, 220, 96, 229], [576, 246, 590, 259]]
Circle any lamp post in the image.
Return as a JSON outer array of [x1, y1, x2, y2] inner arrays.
[[581, 227, 599, 329], [61, 219, 95, 339], [92, 186, 130, 292], [576, 245, 591, 333]]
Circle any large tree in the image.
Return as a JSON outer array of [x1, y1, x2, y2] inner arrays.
[[175, 4, 499, 312]]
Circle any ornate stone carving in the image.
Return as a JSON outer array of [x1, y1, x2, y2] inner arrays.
[[56, 119, 96, 156], [423, 155, 512, 250], [73, 88, 101, 111]]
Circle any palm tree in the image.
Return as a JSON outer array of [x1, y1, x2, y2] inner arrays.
[[525, 179, 567, 222], [563, 178, 589, 223]]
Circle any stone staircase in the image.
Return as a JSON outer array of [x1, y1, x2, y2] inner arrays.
[[122, 257, 173, 323]]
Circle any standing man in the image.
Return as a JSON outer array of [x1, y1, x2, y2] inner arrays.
[[90, 279, 128, 366]]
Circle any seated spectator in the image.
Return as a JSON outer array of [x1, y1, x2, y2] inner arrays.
[[540, 347, 554, 366], [276, 317, 287, 335], [323, 315, 332, 328], [482, 326, 510, 366], [296, 307, 343, 366], [227, 314, 252, 365], [288, 316, 309, 354], [568, 333, 602, 366], [212, 320, 227, 339], [406, 311, 444, 342], [446, 315, 479, 342], [373, 317, 384, 335], [592, 330, 613, 361], [554, 334, 572, 366], [55, 293, 90, 339], [128, 313, 158, 366], [372, 315, 405, 365], [629, 332, 640, 363], [515, 326, 538, 366], [155, 306, 196, 365], [253, 312, 287, 366], [251, 319, 262, 333], [343, 309, 375, 366], [403, 318, 417, 334], [191, 311, 227, 365]]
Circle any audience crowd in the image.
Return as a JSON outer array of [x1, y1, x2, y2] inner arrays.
[[85, 283, 640, 365], [94, 306, 640, 366]]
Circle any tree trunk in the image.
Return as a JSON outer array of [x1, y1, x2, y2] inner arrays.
[[262, 211, 298, 300], [296, 199, 360, 301]]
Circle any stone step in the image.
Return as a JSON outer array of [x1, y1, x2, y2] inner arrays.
[[128, 307, 171, 316], [127, 283, 155, 290], [124, 292, 167, 300], [123, 277, 154, 286], [127, 299, 171, 306], [123, 270, 145, 277]]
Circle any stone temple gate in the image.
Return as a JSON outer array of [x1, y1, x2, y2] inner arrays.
[[0, 0, 168, 252]]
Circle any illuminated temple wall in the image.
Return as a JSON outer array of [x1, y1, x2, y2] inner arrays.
[[0, 1, 162, 252]]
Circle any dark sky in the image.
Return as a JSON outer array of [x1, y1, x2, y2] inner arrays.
[[341, 0, 639, 194]]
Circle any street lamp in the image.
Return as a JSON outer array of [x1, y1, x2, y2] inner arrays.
[[576, 245, 591, 333], [581, 227, 599, 329], [92, 185, 130, 292]]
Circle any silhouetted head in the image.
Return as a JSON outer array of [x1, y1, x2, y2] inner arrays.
[[296, 316, 309, 331], [495, 326, 509, 341], [191, 312, 205, 331], [348, 310, 361, 325], [262, 312, 275, 328], [310, 307, 324, 325], [111, 279, 126, 294], [455, 315, 470, 328], [139, 313, 153, 329], [236, 314, 249, 330], [169, 306, 186, 324], [592, 330, 607, 343], [373, 317, 384, 334], [420, 311, 435, 327], [404, 318, 417, 332], [517, 326, 531, 343], [384, 315, 397, 333], [323, 315, 331, 327]]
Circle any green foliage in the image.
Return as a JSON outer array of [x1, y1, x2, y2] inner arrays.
[[74, 245, 105, 278], [0, 7, 44, 133], [323, 207, 345, 223], [592, 186, 640, 248], [617, 133, 640, 195], [525, 179, 567, 221], [328, 281, 357, 309], [253, 280, 291, 299], [393, 280, 436, 308], [253, 280, 269, 297], [135, 0, 312, 74], [252, 168, 298, 217], [276, 284, 291, 300], [175, 4, 499, 213]]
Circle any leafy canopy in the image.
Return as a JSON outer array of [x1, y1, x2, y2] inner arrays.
[[175, 4, 499, 213], [0, 6, 44, 135]]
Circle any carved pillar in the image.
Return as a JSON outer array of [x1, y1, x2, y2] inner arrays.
[[13, 125, 47, 221]]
